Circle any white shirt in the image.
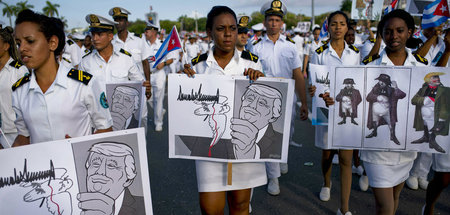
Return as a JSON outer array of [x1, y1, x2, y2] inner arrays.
[[192, 47, 262, 76], [185, 42, 200, 61], [62, 38, 82, 67], [305, 40, 323, 57], [113, 31, 152, 64], [0, 58, 28, 133], [420, 35, 446, 66], [146, 39, 171, 74], [360, 39, 386, 62], [360, 47, 426, 165], [12, 64, 112, 144], [310, 41, 361, 66], [199, 41, 210, 54], [79, 47, 144, 89], [252, 34, 302, 78], [291, 35, 305, 55]]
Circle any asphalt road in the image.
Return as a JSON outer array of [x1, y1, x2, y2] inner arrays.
[[145, 93, 450, 215]]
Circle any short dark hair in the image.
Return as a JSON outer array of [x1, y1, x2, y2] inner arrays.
[[377, 9, 415, 36], [313, 27, 321, 33], [206, 6, 237, 31], [15, 9, 65, 56], [327, 11, 349, 27]]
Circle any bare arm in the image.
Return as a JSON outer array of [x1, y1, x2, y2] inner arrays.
[[367, 33, 382, 58], [437, 30, 450, 67], [302, 54, 309, 78], [292, 67, 308, 120], [12, 135, 30, 147], [142, 60, 151, 81]]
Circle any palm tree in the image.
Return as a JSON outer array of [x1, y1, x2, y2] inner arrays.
[[42, 1, 59, 17], [59, 16, 68, 28], [1, 2, 17, 26], [15, 0, 34, 14]]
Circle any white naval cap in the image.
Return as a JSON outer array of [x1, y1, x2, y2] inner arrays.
[[293, 27, 301, 33], [145, 22, 159, 31], [109, 7, 131, 19], [260, 0, 287, 17], [370, 27, 377, 32], [72, 33, 85, 40], [252, 23, 264, 31], [85, 14, 117, 32]]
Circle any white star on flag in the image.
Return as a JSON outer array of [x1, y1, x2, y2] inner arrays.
[[440, 5, 447, 13], [171, 40, 175, 45]]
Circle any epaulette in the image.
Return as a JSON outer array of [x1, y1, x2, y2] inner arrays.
[[120, 48, 132, 57], [9, 60, 23, 69], [11, 73, 31, 91], [241, 50, 259, 63], [82, 50, 92, 58], [306, 41, 312, 44], [84, 49, 91, 54], [67, 69, 92, 85], [287, 37, 295, 44], [134, 32, 142, 38], [67, 39, 74, 46], [413, 53, 428, 65], [62, 57, 71, 63], [321, 40, 328, 44], [362, 54, 380, 65], [315, 44, 328, 54], [253, 38, 262, 46], [369, 38, 376, 43], [348, 44, 359, 53], [191, 53, 208, 66]]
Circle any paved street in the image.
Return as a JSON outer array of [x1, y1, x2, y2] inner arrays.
[[145, 92, 450, 215]]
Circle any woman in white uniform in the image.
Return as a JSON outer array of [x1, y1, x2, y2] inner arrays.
[[182, 6, 266, 214], [12, 9, 112, 146], [0, 26, 28, 148], [358, 9, 427, 215], [310, 11, 360, 215], [423, 29, 450, 215]]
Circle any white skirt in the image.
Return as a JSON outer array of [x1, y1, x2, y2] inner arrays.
[[433, 153, 450, 172], [364, 161, 414, 188], [196, 160, 267, 192]]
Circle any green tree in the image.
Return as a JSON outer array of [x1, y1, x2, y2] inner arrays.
[[59, 16, 68, 28], [128, 19, 147, 35], [340, 0, 352, 13], [1, 2, 17, 26], [160, 20, 180, 34], [15, 0, 34, 13], [42, 1, 59, 17], [249, 11, 264, 27]]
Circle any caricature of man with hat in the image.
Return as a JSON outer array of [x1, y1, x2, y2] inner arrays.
[[335, 78, 362, 125], [366, 74, 406, 145]]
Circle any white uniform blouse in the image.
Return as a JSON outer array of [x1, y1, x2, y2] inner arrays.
[[0, 58, 28, 133], [310, 41, 361, 66], [360, 48, 427, 165], [191, 47, 267, 192], [112, 31, 153, 74], [12, 64, 113, 144]]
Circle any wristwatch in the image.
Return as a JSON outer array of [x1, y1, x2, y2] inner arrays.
[[163, 61, 167, 66]]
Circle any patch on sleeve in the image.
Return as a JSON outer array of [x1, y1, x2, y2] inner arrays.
[[362, 54, 380, 65], [11, 73, 31, 91], [191, 53, 208, 66], [67, 69, 93, 85], [9, 60, 24, 69], [100, 92, 109, 109], [348, 44, 359, 53], [315, 44, 328, 54], [67, 39, 74, 45], [413, 53, 428, 65]]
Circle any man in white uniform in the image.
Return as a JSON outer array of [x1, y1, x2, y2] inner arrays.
[[252, 0, 309, 195]]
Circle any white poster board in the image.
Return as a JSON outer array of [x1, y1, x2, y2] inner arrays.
[[309, 64, 331, 126], [297, 22, 311, 33], [168, 74, 295, 163], [351, 0, 384, 20], [405, 0, 437, 16], [0, 128, 153, 215], [106, 82, 145, 131], [327, 65, 450, 153]]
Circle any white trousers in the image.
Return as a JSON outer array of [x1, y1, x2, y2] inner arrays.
[[149, 70, 167, 127], [410, 152, 432, 179]]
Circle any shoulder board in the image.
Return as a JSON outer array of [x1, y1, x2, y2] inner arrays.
[[67, 69, 92, 85], [369, 38, 376, 43], [67, 39, 74, 45], [84, 49, 91, 54], [191, 53, 208, 66], [119, 48, 132, 57], [321, 40, 328, 44], [82, 50, 92, 58], [413, 53, 428, 65], [287, 37, 295, 44], [9, 60, 24, 69], [348, 44, 359, 53], [241, 50, 259, 63], [315, 44, 328, 54], [62, 57, 71, 63], [133, 32, 142, 38], [11, 73, 31, 91], [253, 38, 262, 46], [306, 41, 312, 44], [362, 54, 380, 65]]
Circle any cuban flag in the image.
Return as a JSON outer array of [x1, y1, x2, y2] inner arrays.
[[319, 19, 328, 40], [383, 0, 398, 15], [422, 0, 450, 30], [152, 26, 182, 68]]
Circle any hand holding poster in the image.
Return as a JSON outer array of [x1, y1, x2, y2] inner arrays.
[[0, 128, 153, 215], [168, 74, 295, 163]]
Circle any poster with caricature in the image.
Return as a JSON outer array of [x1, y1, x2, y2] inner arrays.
[[309, 64, 331, 126], [168, 74, 295, 163], [351, 0, 384, 20]]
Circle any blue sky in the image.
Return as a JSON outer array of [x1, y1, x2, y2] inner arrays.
[[1, 0, 341, 29]]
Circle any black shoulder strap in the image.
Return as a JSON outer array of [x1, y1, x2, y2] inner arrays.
[[120, 48, 132, 57], [362, 54, 380, 65], [191, 53, 208, 66], [253, 38, 262, 46], [67, 69, 93, 85], [241, 50, 259, 63], [9, 60, 24, 69], [287, 37, 295, 44], [134, 32, 142, 38], [67, 39, 74, 45], [11, 73, 31, 91], [348, 44, 360, 53], [315, 44, 329, 54], [413, 53, 428, 65]]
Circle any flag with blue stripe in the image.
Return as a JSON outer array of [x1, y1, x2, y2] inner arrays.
[[319, 19, 328, 40], [383, 0, 398, 15], [152, 26, 182, 68], [422, 0, 450, 29]]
